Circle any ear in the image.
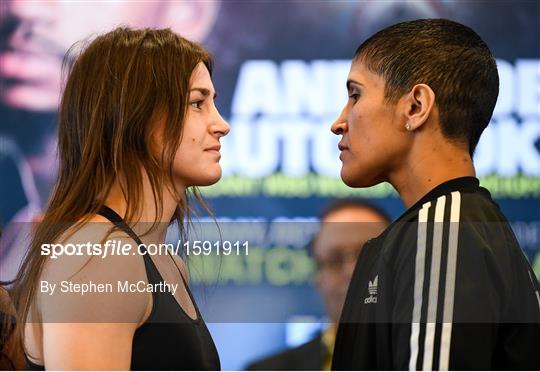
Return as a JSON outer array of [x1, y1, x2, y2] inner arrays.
[[402, 83, 436, 131], [160, 1, 220, 42]]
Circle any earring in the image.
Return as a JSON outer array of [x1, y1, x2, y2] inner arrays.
[[405, 123, 412, 131]]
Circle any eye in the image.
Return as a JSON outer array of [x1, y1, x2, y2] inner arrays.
[[190, 100, 203, 110], [348, 93, 360, 103]]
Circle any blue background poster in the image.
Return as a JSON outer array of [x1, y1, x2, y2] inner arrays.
[[0, 1, 539, 369]]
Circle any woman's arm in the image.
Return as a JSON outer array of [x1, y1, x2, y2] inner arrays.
[[36, 227, 150, 370], [42, 322, 136, 370]]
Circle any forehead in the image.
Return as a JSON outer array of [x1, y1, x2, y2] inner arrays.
[[313, 207, 387, 257], [347, 59, 386, 90], [190, 62, 214, 89]]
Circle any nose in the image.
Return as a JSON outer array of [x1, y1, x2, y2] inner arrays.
[[212, 108, 230, 138], [331, 105, 348, 135]]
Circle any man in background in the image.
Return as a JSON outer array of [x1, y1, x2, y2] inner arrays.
[[247, 199, 391, 370]]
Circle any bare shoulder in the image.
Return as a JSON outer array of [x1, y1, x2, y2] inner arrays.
[[38, 218, 149, 324], [42, 219, 141, 281]]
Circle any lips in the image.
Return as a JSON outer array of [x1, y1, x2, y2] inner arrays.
[[338, 142, 349, 161], [205, 144, 221, 152], [338, 143, 348, 151]]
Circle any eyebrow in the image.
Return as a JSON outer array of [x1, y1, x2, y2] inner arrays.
[[190, 87, 217, 99], [346, 79, 363, 92]]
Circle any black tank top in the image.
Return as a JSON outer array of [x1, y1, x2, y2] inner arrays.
[[26, 206, 220, 370]]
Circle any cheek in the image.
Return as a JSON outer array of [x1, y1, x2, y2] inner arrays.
[[347, 109, 369, 145], [340, 110, 403, 187], [175, 119, 205, 161], [171, 137, 223, 187], [172, 139, 199, 174], [348, 106, 399, 155], [177, 137, 198, 158]]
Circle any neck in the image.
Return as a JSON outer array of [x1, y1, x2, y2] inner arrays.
[[104, 171, 185, 241], [389, 142, 475, 209]]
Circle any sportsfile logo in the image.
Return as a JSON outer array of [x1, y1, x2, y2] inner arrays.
[[364, 275, 378, 304]]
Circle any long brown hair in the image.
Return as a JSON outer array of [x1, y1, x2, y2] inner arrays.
[[9, 27, 213, 362], [1, 284, 24, 369]]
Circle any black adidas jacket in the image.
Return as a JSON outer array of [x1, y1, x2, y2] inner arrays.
[[332, 177, 540, 370]]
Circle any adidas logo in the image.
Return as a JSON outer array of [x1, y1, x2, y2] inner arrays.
[[364, 275, 378, 304]]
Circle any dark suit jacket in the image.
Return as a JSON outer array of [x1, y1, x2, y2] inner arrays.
[[246, 334, 324, 371]]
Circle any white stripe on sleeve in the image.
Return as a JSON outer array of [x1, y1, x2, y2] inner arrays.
[[409, 201, 431, 371], [423, 195, 447, 371], [439, 191, 461, 371]]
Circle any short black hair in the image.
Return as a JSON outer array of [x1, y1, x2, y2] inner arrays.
[[319, 198, 392, 224], [354, 18, 499, 155]]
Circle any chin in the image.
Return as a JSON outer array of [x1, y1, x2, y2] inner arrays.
[[341, 167, 380, 188], [194, 169, 223, 187]]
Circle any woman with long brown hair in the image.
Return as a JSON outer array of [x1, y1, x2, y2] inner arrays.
[[9, 27, 229, 370]]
